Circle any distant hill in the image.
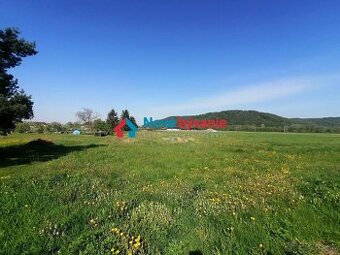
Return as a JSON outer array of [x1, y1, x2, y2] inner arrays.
[[290, 117, 340, 128], [161, 110, 340, 133], [179, 110, 288, 127]]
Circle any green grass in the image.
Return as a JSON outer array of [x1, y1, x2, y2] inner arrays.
[[0, 131, 339, 255]]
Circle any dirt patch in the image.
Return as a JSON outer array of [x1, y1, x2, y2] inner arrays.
[[27, 139, 55, 146], [317, 242, 339, 255]]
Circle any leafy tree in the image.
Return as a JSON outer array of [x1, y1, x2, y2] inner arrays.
[[0, 28, 37, 135], [66, 121, 81, 131], [47, 122, 65, 133], [93, 119, 110, 132], [15, 122, 31, 133], [106, 109, 119, 131], [36, 123, 45, 133]]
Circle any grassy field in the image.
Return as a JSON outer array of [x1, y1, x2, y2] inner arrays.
[[0, 131, 339, 255]]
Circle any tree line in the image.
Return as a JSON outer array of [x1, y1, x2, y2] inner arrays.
[[75, 107, 138, 133], [15, 108, 138, 134]]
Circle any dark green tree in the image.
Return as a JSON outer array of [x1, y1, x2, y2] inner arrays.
[[120, 109, 130, 120], [129, 116, 138, 128], [0, 28, 37, 135], [120, 109, 130, 131], [120, 109, 138, 130], [106, 109, 119, 131]]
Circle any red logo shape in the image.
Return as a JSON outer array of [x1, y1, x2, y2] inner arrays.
[[113, 118, 126, 138]]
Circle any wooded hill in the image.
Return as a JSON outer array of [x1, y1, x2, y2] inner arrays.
[[165, 110, 340, 133]]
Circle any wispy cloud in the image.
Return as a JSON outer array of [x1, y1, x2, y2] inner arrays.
[[144, 74, 339, 119]]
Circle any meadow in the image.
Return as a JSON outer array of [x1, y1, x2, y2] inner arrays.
[[0, 131, 339, 255]]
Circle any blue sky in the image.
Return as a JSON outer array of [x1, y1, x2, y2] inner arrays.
[[1, 0, 340, 124]]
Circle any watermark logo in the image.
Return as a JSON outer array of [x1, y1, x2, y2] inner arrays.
[[144, 117, 228, 130], [114, 116, 227, 139], [114, 118, 138, 138]]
